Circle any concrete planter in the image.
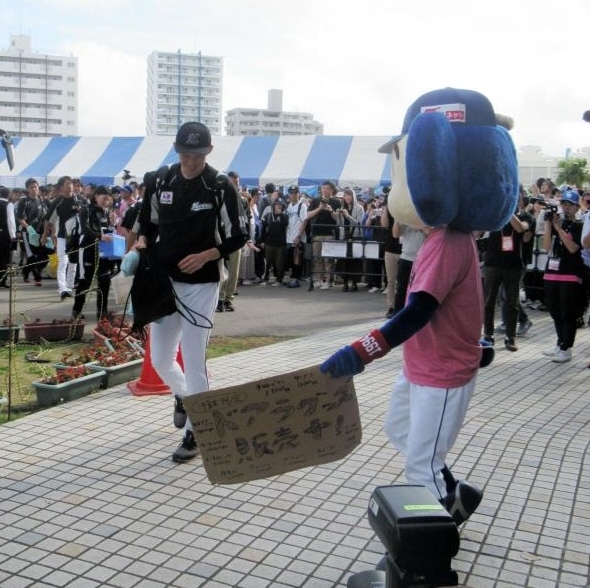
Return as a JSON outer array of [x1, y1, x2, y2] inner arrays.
[[0, 326, 20, 345], [32, 369, 105, 408], [24, 321, 85, 342], [88, 358, 143, 389]]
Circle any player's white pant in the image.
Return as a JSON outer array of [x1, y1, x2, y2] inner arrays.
[[56, 237, 76, 293], [149, 281, 219, 433], [384, 370, 476, 499]]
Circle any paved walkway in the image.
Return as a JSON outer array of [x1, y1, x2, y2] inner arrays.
[[1, 300, 589, 587]]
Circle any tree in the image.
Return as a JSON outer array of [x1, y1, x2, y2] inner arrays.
[[555, 157, 590, 189]]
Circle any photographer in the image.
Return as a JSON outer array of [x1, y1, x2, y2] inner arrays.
[[542, 190, 584, 363], [335, 188, 364, 292], [482, 187, 533, 352], [306, 180, 341, 289], [362, 197, 386, 293]]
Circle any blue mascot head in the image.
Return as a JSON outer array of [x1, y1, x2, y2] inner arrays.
[[380, 87, 518, 232]]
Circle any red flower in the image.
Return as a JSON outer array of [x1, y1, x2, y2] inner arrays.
[[61, 340, 142, 368], [41, 365, 92, 385]]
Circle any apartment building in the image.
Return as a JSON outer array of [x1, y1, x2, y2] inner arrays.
[[147, 50, 223, 136], [0, 35, 77, 137], [225, 89, 323, 136]]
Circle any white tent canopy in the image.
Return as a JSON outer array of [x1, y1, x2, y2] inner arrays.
[[0, 134, 392, 189]]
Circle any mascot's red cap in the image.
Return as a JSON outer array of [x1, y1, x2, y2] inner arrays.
[[378, 87, 497, 153]]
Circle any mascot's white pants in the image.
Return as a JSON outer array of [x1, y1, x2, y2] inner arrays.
[[384, 371, 476, 500], [149, 281, 219, 433]]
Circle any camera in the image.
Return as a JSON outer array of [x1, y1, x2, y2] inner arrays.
[[544, 204, 559, 221], [321, 198, 330, 205]]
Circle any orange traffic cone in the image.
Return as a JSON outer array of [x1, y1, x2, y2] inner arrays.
[[128, 333, 184, 397]]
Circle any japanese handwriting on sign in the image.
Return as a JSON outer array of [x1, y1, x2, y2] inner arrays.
[[322, 388, 354, 411], [212, 410, 238, 437], [304, 418, 331, 440], [183, 365, 361, 484]]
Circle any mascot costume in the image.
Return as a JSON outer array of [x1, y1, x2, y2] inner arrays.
[[321, 87, 518, 526]]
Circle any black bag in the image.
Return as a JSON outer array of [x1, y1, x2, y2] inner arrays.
[[130, 248, 177, 332]]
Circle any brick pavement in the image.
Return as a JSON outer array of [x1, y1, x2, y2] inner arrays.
[[0, 305, 589, 587]]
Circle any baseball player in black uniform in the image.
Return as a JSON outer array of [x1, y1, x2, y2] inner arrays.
[[136, 122, 248, 462]]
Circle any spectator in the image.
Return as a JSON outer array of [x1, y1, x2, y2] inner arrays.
[[238, 188, 263, 285], [543, 190, 585, 363], [482, 186, 533, 351], [381, 189, 402, 318], [0, 186, 16, 288], [391, 223, 426, 314], [522, 195, 548, 309], [260, 199, 288, 286], [217, 171, 245, 312], [306, 180, 341, 289], [115, 184, 136, 239], [537, 177, 555, 200], [72, 178, 84, 199], [336, 187, 364, 292], [258, 182, 277, 217], [362, 197, 386, 293], [285, 185, 308, 288]]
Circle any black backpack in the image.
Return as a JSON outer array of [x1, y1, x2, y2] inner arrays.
[[130, 248, 177, 334]]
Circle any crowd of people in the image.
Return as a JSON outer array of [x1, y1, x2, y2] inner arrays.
[[2, 162, 590, 369], [479, 177, 590, 364], [0, 176, 144, 320], [1, 118, 589, 470]]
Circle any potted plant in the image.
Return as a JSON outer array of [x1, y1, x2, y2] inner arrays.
[[0, 316, 20, 345], [93, 315, 138, 345], [32, 364, 105, 407], [24, 317, 85, 342], [61, 341, 144, 389]]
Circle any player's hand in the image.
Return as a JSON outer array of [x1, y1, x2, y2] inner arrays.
[[320, 346, 365, 378]]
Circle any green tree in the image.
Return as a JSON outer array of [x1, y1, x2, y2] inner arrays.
[[555, 157, 590, 189]]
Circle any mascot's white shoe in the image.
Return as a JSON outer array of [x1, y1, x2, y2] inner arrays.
[[440, 480, 483, 526]]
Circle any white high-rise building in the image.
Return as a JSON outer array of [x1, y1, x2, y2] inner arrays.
[[0, 35, 78, 137], [225, 89, 324, 136], [147, 50, 223, 136]]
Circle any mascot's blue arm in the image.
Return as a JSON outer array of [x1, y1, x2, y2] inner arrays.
[[320, 292, 493, 377], [379, 292, 438, 347], [320, 292, 437, 378]]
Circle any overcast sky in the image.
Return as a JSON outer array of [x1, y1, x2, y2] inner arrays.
[[1, 0, 589, 157]]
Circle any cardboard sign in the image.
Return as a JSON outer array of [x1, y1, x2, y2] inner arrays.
[[183, 365, 362, 484]]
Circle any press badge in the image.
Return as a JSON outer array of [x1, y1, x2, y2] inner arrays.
[[547, 258, 560, 271], [160, 191, 173, 204], [501, 235, 514, 252]]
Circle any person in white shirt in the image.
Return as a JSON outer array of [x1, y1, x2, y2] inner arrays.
[[0, 186, 16, 288], [285, 185, 308, 287]]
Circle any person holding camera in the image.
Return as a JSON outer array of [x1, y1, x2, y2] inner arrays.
[[482, 187, 533, 352], [542, 189, 585, 363], [306, 180, 341, 289], [335, 187, 364, 292]]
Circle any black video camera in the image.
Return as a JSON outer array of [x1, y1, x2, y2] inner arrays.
[[544, 203, 559, 222]]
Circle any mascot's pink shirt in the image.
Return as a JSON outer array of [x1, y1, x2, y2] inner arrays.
[[403, 227, 483, 388]]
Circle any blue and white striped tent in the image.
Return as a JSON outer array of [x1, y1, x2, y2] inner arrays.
[[0, 135, 392, 189]]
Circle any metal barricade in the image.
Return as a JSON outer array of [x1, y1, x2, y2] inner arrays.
[[306, 222, 385, 291]]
